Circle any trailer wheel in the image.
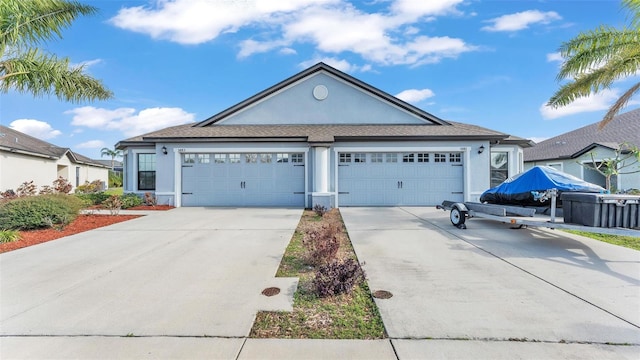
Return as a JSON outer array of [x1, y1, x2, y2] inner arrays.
[[450, 206, 467, 229]]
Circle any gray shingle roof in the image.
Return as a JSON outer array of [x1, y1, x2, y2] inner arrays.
[[117, 121, 514, 146], [524, 108, 640, 162], [0, 125, 108, 167]]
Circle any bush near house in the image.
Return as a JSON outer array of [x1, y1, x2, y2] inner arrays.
[[121, 193, 143, 209], [0, 194, 84, 230]]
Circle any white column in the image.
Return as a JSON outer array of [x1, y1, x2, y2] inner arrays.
[[314, 146, 329, 193]]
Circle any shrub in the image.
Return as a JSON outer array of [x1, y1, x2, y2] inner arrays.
[[0, 194, 84, 230], [301, 221, 340, 265], [75, 192, 110, 206], [1, 189, 17, 200], [75, 180, 103, 194], [102, 195, 123, 215], [52, 177, 73, 194], [144, 192, 157, 206], [313, 204, 328, 217], [0, 229, 21, 243], [121, 193, 143, 209], [39, 185, 54, 195], [16, 181, 37, 197], [313, 259, 364, 298], [109, 171, 123, 188]]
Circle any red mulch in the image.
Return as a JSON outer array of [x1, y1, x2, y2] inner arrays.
[[0, 214, 142, 254]]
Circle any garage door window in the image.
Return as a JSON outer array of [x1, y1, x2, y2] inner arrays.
[[403, 153, 415, 163], [277, 153, 289, 163], [291, 153, 304, 163], [450, 153, 461, 163], [184, 154, 196, 163], [385, 153, 398, 163], [198, 154, 210, 163], [137, 153, 156, 191], [245, 154, 258, 163], [354, 153, 366, 163], [339, 153, 351, 163], [417, 153, 429, 163], [434, 153, 446, 163], [229, 154, 241, 163], [261, 154, 272, 163], [214, 154, 226, 163], [371, 153, 384, 163]]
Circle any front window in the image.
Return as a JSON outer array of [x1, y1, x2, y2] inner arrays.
[[138, 153, 156, 190], [490, 151, 508, 187]]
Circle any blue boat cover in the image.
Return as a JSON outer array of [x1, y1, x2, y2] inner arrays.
[[480, 165, 606, 205]]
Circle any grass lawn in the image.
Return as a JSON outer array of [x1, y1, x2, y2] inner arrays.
[[250, 209, 386, 339], [104, 187, 123, 196], [565, 230, 640, 251]]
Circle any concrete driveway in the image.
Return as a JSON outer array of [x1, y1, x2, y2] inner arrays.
[[1, 208, 302, 358], [341, 207, 640, 359]]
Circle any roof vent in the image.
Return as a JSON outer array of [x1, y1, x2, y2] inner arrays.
[[554, 141, 566, 145]]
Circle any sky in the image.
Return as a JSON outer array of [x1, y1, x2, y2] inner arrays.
[[1, 0, 636, 160]]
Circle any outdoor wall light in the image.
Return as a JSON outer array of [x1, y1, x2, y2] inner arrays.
[[162, 146, 168, 155], [478, 145, 485, 154]]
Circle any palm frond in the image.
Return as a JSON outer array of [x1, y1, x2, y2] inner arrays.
[[599, 81, 640, 128], [0, 0, 97, 47], [622, 0, 640, 29], [0, 49, 113, 102]]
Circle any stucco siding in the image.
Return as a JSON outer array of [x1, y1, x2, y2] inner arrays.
[[0, 152, 58, 191], [218, 73, 427, 126]]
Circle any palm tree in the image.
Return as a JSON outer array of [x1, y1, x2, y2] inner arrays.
[[547, 0, 640, 128], [0, 0, 113, 102], [101, 147, 122, 170]]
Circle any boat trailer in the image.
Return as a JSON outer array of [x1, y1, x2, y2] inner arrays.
[[436, 189, 640, 237]]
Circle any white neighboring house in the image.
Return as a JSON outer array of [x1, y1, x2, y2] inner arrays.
[[0, 125, 110, 193], [116, 63, 532, 208], [524, 109, 640, 192]]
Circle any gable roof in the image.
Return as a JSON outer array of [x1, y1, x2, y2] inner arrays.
[[0, 125, 108, 168], [117, 62, 531, 147], [197, 62, 449, 127], [524, 108, 640, 162]]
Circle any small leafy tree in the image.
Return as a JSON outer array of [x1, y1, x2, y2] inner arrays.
[[580, 143, 640, 191]]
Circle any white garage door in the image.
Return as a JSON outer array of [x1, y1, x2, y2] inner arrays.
[[181, 152, 305, 207], [338, 152, 464, 206]]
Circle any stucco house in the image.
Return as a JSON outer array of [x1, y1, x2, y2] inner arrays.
[[117, 63, 531, 208], [0, 125, 110, 193], [524, 109, 640, 192]]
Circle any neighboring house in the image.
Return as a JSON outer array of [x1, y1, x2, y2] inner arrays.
[[116, 63, 531, 208], [92, 159, 123, 173], [524, 108, 640, 191], [0, 125, 110, 192]]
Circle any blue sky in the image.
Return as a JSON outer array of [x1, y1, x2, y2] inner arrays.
[[1, 0, 635, 159]]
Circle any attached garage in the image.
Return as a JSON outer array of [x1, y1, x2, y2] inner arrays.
[[337, 151, 464, 206], [180, 152, 305, 207]]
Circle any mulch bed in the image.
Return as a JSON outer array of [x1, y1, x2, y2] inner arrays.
[[0, 214, 141, 254]]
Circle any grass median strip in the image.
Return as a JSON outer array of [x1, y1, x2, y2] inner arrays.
[[250, 209, 386, 339]]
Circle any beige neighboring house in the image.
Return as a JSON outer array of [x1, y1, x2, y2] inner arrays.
[[524, 109, 640, 191], [0, 125, 109, 193]]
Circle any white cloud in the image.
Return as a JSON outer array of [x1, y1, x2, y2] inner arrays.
[[66, 106, 196, 137], [9, 119, 62, 139], [539, 89, 619, 119], [482, 10, 561, 32], [546, 52, 563, 62], [76, 140, 106, 149], [395, 88, 435, 103], [110, 0, 474, 67], [70, 58, 103, 70], [109, 0, 338, 45], [298, 56, 370, 73]]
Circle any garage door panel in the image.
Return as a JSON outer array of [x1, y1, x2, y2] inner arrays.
[[181, 152, 305, 207], [339, 152, 464, 206]]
